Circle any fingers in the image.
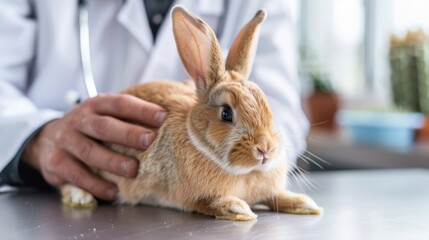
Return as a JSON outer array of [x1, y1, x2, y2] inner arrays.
[[87, 94, 167, 128], [26, 94, 166, 201], [79, 115, 156, 150], [42, 151, 118, 201], [62, 132, 139, 178], [59, 155, 118, 201]]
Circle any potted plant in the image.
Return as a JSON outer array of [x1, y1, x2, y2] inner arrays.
[[306, 73, 340, 130], [390, 30, 429, 140]]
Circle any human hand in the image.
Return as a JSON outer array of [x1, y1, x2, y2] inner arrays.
[[22, 94, 167, 200]]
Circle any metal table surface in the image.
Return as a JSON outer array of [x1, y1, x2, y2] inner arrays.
[[1, 169, 428, 240]]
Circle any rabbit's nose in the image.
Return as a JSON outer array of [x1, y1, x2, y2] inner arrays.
[[256, 148, 269, 164], [257, 148, 267, 156], [254, 132, 277, 163]]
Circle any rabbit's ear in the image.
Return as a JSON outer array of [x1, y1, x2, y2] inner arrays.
[[172, 6, 224, 97], [225, 10, 266, 80]]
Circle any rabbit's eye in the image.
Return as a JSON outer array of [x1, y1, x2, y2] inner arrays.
[[221, 105, 233, 123]]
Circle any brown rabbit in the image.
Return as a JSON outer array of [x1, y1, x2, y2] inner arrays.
[[61, 5, 322, 221]]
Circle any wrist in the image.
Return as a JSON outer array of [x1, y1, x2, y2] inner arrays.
[[22, 137, 39, 170], [19, 126, 52, 189]]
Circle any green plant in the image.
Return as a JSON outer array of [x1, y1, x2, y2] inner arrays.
[[310, 73, 334, 94], [389, 29, 429, 114]]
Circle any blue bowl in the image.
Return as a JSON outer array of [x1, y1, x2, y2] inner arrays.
[[337, 110, 425, 150]]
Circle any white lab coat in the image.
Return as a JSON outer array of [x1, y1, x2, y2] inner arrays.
[[0, 0, 308, 175]]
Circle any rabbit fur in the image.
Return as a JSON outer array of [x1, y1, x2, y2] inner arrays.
[[61, 5, 322, 221]]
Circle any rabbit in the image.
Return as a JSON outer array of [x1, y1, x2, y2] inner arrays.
[[61, 5, 322, 221]]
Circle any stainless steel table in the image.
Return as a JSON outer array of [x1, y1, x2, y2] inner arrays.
[[1, 169, 428, 240]]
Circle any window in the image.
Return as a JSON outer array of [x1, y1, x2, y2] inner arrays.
[[392, 0, 429, 35], [299, 0, 365, 97], [298, 0, 429, 106]]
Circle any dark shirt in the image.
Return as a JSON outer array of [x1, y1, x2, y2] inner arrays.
[[144, 0, 174, 41]]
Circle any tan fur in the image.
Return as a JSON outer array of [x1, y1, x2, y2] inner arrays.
[[61, 6, 322, 220]]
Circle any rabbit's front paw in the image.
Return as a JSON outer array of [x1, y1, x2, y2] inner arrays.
[[283, 196, 323, 215], [210, 196, 257, 221], [60, 184, 97, 208], [266, 191, 323, 215]]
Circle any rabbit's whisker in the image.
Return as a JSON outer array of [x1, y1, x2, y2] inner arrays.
[[288, 169, 306, 193], [305, 150, 331, 166], [299, 153, 324, 170], [311, 121, 329, 127], [295, 166, 319, 191]]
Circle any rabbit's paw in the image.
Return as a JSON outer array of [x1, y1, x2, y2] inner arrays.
[[283, 196, 323, 215], [267, 191, 323, 215], [61, 184, 97, 208], [211, 196, 257, 221]]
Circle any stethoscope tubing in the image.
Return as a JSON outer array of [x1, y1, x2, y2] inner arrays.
[[78, 0, 98, 98]]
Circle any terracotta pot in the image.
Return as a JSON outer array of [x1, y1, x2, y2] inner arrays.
[[306, 92, 340, 130], [416, 116, 429, 141]]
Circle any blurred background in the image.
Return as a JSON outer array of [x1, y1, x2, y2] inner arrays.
[[290, 0, 429, 171]]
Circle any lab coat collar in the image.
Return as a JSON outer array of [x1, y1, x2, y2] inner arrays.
[[116, 0, 224, 52], [117, 0, 153, 52]]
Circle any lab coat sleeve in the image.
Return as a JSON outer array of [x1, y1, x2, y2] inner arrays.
[[248, 0, 309, 169], [0, 126, 53, 189], [0, 1, 63, 181]]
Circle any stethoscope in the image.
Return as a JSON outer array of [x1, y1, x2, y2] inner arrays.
[[78, 0, 97, 99], [71, 0, 228, 104]]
